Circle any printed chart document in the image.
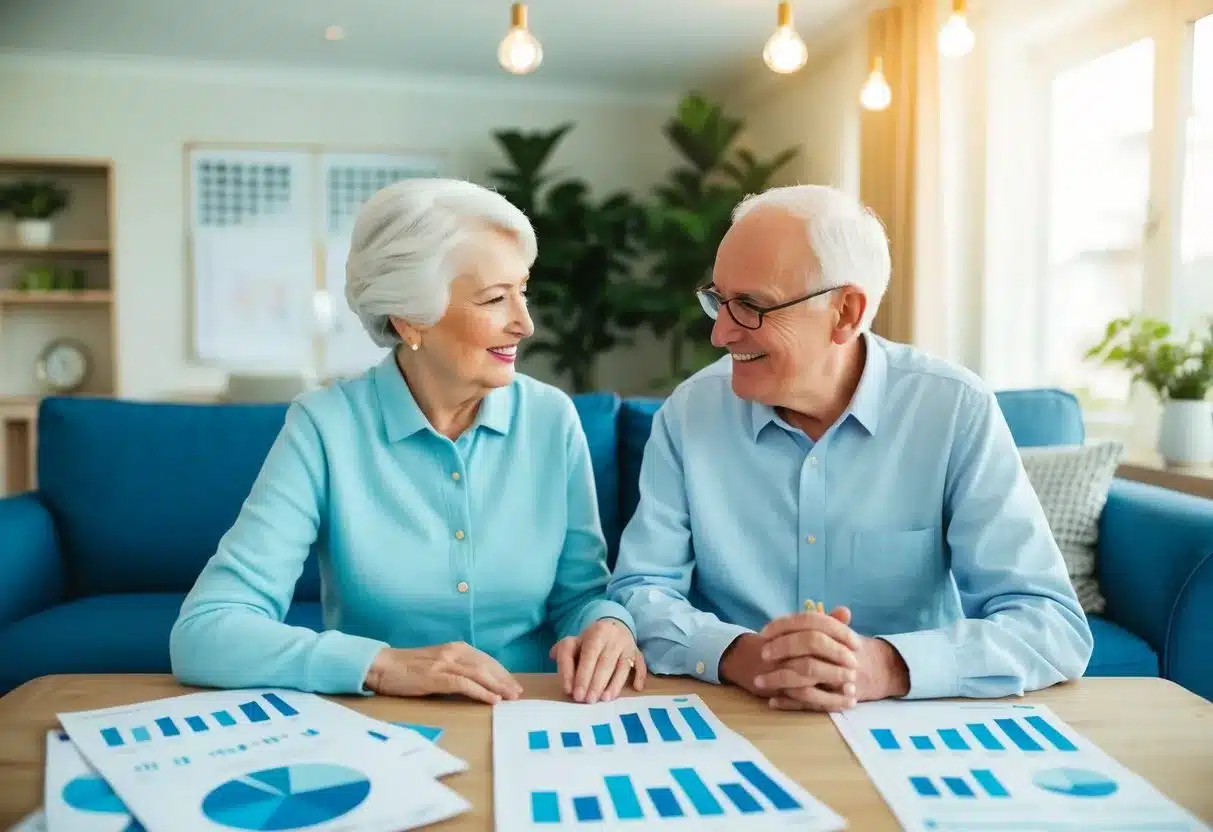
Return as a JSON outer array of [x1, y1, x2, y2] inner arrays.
[[7, 810, 47, 832], [831, 700, 1210, 831], [57, 688, 469, 832], [44, 729, 143, 831], [492, 693, 846, 831]]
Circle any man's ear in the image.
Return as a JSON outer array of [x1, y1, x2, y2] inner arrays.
[[831, 287, 867, 344]]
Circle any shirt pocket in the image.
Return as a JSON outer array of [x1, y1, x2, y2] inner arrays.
[[845, 527, 943, 631]]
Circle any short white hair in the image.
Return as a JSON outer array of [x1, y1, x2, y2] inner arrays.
[[345, 178, 537, 348], [731, 185, 890, 333]]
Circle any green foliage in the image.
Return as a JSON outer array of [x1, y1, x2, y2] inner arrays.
[[640, 93, 799, 390], [487, 124, 647, 392], [1085, 316, 1213, 402], [0, 180, 70, 220]]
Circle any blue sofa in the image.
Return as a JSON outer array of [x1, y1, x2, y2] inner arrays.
[[2, 389, 1211, 699]]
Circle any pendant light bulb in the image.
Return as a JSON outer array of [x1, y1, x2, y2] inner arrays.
[[938, 0, 975, 57], [763, 2, 808, 74], [498, 3, 543, 75], [860, 56, 892, 111]]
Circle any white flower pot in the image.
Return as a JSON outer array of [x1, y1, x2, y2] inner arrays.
[[1157, 399, 1213, 466], [16, 220, 53, 247]]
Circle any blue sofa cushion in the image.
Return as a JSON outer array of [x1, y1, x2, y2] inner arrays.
[[571, 393, 623, 561], [993, 388, 1085, 447], [36, 397, 321, 602], [0, 593, 323, 694], [618, 398, 663, 556], [1085, 614, 1159, 677]]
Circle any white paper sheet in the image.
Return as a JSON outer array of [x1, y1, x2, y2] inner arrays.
[[492, 694, 847, 831], [830, 699, 1210, 831], [43, 729, 143, 831], [6, 809, 47, 832], [57, 688, 470, 832]]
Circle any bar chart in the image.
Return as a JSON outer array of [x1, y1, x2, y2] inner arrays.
[[96, 692, 300, 748], [526, 702, 718, 752], [866, 712, 1078, 755], [908, 768, 1010, 799]]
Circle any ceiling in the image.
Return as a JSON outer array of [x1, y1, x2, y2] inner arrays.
[[0, 0, 868, 95]]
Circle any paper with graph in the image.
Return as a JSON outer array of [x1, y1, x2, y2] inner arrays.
[[44, 729, 142, 831], [830, 700, 1210, 831], [56, 687, 469, 832], [492, 693, 846, 831]]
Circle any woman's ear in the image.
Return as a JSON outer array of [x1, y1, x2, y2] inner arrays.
[[388, 315, 424, 350]]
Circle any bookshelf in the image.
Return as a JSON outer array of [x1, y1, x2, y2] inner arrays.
[[0, 156, 117, 495]]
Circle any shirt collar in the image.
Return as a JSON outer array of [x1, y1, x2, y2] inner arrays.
[[745, 331, 886, 441], [373, 352, 514, 442]]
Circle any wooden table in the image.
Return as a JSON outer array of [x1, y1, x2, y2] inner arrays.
[[1, 675, 1211, 829]]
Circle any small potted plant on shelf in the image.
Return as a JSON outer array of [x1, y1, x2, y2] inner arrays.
[[0, 180, 70, 247], [1086, 315, 1213, 465]]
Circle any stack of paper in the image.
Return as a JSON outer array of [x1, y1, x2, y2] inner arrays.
[[17, 687, 470, 832], [491, 693, 847, 830]]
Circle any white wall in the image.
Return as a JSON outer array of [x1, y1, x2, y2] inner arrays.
[[0, 54, 680, 398]]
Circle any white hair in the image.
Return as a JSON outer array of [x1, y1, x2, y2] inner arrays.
[[731, 185, 890, 333], [345, 178, 537, 348]]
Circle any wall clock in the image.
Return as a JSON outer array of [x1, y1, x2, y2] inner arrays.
[[35, 338, 91, 394]]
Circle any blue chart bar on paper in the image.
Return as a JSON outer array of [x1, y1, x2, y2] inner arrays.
[[671, 768, 724, 816], [561, 731, 583, 749], [678, 706, 717, 740], [531, 791, 560, 824], [132, 727, 150, 743], [573, 796, 603, 821], [911, 776, 940, 797], [620, 713, 648, 744], [604, 776, 643, 820], [967, 723, 1005, 751], [911, 735, 935, 750], [101, 728, 123, 747], [871, 728, 899, 750], [972, 769, 1009, 797], [528, 730, 549, 750], [647, 787, 683, 818], [994, 718, 1043, 752], [213, 710, 236, 727], [185, 716, 208, 733], [734, 761, 801, 810], [911, 771, 1009, 800], [1025, 715, 1077, 751], [155, 717, 180, 738], [939, 729, 969, 751], [592, 724, 614, 746], [943, 777, 975, 797], [719, 783, 763, 814], [262, 692, 299, 717], [239, 701, 269, 723], [650, 708, 682, 742]]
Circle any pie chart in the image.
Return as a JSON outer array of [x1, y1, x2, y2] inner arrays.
[[61, 775, 146, 831], [201, 763, 371, 830], [1032, 767, 1119, 798]]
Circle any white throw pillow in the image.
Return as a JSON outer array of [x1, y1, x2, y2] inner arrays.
[[1018, 440, 1126, 614]]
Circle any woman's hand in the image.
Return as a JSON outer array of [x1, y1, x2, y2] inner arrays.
[[363, 643, 524, 704], [550, 618, 647, 704]]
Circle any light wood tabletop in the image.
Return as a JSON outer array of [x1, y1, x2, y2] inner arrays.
[[1, 674, 1211, 829]]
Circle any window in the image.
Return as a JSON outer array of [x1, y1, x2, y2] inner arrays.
[[1176, 13, 1213, 335]]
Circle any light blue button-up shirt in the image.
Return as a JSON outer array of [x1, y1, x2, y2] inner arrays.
[[608, 332, 1093, 699], [171, 354, 632, 695]]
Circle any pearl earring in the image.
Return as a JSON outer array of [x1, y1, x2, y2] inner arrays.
[[410, 342, 419, 351]]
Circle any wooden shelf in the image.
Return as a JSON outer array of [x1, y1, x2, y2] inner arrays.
[[0, 242, 110, 257], [0, 290, 112, 306]]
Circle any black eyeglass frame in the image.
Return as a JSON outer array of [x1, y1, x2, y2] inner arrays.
[[695, 283, 842, 330]]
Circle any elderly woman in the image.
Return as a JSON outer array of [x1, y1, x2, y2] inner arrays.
[[171, 178, 645, 705]]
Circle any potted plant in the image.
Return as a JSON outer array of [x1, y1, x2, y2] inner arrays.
[[1, 180, 70, 247], [1086, 316, 1213, 465]]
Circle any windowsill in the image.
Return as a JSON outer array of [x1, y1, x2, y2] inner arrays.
[[1115, 447, 1213, 500]]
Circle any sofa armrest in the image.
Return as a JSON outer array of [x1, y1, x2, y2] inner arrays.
[[0, 493, 65, 627], [1098, 478, 1213, 699]]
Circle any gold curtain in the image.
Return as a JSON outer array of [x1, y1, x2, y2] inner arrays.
[[859, 0, 939, 344]]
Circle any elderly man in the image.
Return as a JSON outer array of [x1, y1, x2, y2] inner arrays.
[[607, 184, 1092, 710]]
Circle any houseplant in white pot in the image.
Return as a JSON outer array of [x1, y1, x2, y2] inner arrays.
[[1086, 316, 1213, 465], [1, 181, 70, 247]]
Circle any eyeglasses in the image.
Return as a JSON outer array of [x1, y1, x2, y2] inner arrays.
[[695, 283, 841, 330]]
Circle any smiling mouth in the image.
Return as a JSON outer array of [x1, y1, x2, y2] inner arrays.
[[730, 351, 768, 363], [488, 345, 518, 363]]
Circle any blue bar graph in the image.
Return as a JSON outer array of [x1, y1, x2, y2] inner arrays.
[[719, 783, 763, 813], [262, 692, 298, 717], [939, 729, 969, 750], [132, 726, 150, 743], [871, 728, 899, 749], [671, 768, 724, 816], [367, 730, 389, 741], [678, 706, 716, 740], [212, 710, 236, 727], [155, 717, 180, 738], [528, 730, 549, 750], [966, 723, 1005, 751], [572, 796, 603, 821], [592, 724, 614, 746], [911, 776, 940, 797], [561, 731, 583, 749], [911, 735, 935, 750], [185, 716, 208, 733], [620, 713, 647, 744], [734, 761, 802, 810], [531, 792, 560, 824], [943, 777, 975, 797], [1025, 715, 1077, 751], [239, 701, 269, 723], [647, 787, 683, 818], [972, 769, 1009, 797], [650, 708, 681, 742], [604, 776, 643, 820], [101, 728, 123, 747], [995, 718, 1043, 751]]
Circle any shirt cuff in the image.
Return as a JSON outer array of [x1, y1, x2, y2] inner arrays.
[[576, 600, 636, 638], [688, 621, 754, 684], [306, 630, 390, 695], [878, 630, 959, 700]]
